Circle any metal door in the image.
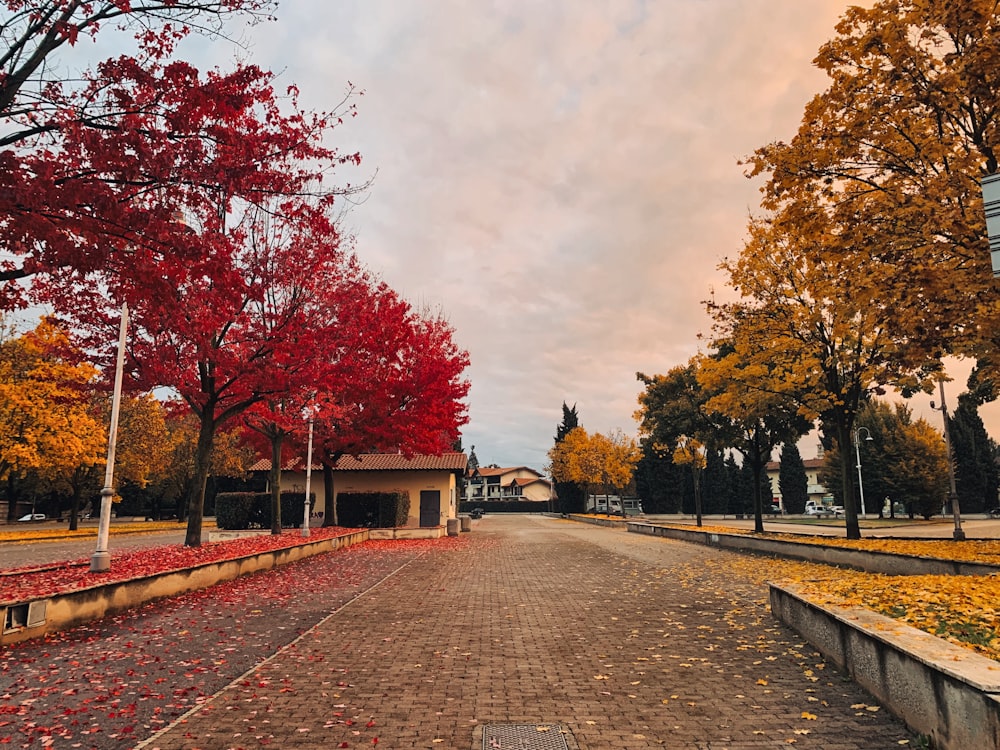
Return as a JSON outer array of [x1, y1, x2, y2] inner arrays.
[[419, 490, 440, 527]]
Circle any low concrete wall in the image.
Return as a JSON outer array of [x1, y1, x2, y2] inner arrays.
[[565, 514, 630, 529], [369, 526, 445, 540], [771, 584, 1000, 750], [0, 529, 369, 646], [626, 522, 1000, 576]]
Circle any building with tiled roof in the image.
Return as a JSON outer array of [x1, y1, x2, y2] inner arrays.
[[252, 452, 467, 529], [464, 465, 552, 503], [764, 453, 832, 510]]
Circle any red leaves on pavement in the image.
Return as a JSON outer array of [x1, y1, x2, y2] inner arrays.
[[1, 535, 465, 749], [1, 527, 363, 605]]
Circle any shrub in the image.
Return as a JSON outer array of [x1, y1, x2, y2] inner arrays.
[[216, 492, 314, 529], [337, 491, 410, 528]]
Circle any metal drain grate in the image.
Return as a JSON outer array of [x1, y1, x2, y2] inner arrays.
[[480, 724, 571, 749]]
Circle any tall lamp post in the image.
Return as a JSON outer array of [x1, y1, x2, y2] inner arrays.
[[931, 379, 965, 541], [852, 426, 873, 518], [301, 409, 315, 538], [91, 303, 129, 572]]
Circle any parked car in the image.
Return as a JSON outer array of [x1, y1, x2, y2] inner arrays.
[[17, 513, 46, 522], [988, 507, 1000, 519], [805, 505, 836, 517], [469, 508, 484, 519]]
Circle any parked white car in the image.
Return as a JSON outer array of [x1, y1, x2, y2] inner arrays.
[[17, 513, 46, 522]]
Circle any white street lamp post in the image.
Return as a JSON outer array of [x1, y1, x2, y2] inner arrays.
[[301, 413, 314, 537], [931, 379, 965, 541], [91, 303, 129, 572], [852, 426, 873, 519]]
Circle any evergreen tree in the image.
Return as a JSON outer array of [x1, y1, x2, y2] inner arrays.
[[950, 395, 998, 514], [735, 459, 757, 516], [634, 440, 683, 513], [723, 453, 742, 516], [552, 402, 586, 513], [778, 442, 809, 514], [701, 447, 728, 514]]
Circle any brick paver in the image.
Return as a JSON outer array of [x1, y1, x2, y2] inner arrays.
[[139, 515, 919, 749]]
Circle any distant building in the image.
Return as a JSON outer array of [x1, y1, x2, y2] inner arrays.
[[765, 452, 831, 509], [464, 466, 553, 503]]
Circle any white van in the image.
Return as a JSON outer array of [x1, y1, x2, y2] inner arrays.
[[587, 496, 644, 516]]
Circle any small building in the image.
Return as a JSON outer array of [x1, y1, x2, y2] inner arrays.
[[464, 466, 552, 503], [764, 456, 831, 509], [250, 452, 468, 529]]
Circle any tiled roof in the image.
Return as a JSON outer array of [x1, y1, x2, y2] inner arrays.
[[510, 477, 550, 487], [472, 466, 542, 478], [765, 457, 826, 471], [250, 452, 468, 473]]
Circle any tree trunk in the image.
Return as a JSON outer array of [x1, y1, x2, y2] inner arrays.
[[5, 473, 16, 521], [692, 467, 703, 527], [836, 420, 862, 540], [269, 433, 283, 535], [184, 414, 216, 547]]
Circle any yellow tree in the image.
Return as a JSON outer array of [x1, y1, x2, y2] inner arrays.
[[0, 318, 103, 521], [43, 393, 173, 529], [548, 427, 602, 510], [153, 408, 254, 521], [601, 429, 641, 501], [672, 435, 707, 526], [697, 345, 815, 533], [895, 418, 951, 520], [710, 209, 940, 539], [747, 1, 1000, 381]]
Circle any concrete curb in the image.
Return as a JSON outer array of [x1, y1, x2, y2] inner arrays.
[[771, 583, 1000, 750], [0, 529, 369, 646], [625, 521, 1000, 576]]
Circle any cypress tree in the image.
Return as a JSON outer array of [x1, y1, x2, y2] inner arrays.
[[553, 402, 586, 513], [778, 442, 809, 514]]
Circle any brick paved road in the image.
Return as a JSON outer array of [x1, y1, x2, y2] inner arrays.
[[141, 515, 920, 750]]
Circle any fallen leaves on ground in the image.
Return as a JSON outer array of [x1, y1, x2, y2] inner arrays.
[[1, 527, 357, 604], [0, 520, 202, 544], [708, 554, 1000, 661], [0, 537, 460, 750]]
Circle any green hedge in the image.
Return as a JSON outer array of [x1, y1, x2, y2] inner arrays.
[[337, 491, 410, 528], [216, 492, 314, 530]]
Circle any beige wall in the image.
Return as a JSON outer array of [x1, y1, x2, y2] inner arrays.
[[519, 482, 552, 502], [277, 470, 458, 527]]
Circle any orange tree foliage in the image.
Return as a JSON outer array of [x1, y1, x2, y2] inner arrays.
[[697, 348, 812, 532], [820, 399, 948, 519], [548, 427, 639, 506], [747, 1, 1000, 372], [709, 207, 941, 540], [723, 1, 1000, 538], [0, 318, 103, 520]]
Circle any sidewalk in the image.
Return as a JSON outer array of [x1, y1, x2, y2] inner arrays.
[[139, 515, 918, 749]]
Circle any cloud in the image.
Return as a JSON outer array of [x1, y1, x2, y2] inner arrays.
[[228, 0, 866, 470]]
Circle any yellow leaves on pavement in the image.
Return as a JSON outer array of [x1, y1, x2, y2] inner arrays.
[[693, 550, 1000, 662], [800, 711, 817, 720]]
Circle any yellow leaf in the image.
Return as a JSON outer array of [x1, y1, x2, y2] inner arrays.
[[801, 712, 817, 720]]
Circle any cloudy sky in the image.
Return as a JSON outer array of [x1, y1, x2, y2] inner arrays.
[[179, 0, 990, 471]]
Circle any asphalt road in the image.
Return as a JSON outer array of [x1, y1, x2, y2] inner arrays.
[[0, 525, 191, 571], [647, 513, 1000, 538]]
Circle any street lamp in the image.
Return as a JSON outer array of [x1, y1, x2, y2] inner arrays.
[[301, 408, 316, 538], [852, 426, 873, 518], [930, 379, 965, 541], [91, 303, 129, 572]]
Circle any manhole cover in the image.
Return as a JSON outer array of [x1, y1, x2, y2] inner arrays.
[[480, 723, 572, 750]]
